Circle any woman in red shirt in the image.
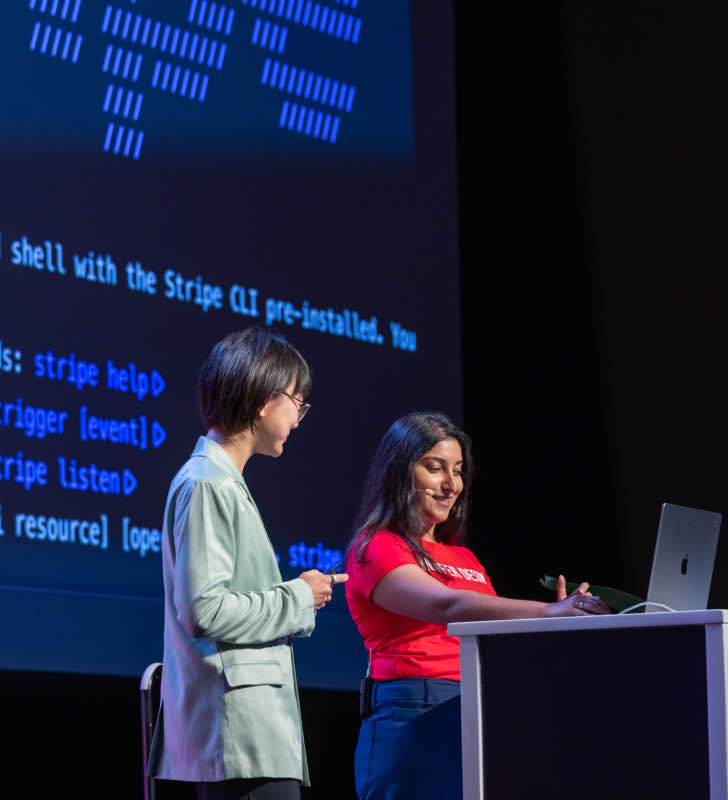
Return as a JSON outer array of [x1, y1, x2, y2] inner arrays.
[[345, 411, 609, 800]]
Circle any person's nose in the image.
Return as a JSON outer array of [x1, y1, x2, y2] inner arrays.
[[442, 470, 460, 494]]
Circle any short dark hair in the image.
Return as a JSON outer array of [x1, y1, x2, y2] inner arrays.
[[346, 411, 473, 574], [197, 328, 312, 433]]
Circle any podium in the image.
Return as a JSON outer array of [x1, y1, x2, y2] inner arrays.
[[448, 610, 728, 800]]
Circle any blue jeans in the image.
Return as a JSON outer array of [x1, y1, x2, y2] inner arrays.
[[354, 679, 462, 800]]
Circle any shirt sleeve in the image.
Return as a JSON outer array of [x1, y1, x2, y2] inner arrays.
[[172, 479, 315, 645], [458, 545, 497, 595], [353, 531, 420, 601]]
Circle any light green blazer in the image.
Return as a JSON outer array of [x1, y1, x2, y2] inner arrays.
[[149, 437, 316, 783]]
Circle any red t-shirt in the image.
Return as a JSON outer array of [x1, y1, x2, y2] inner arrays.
[[345, 529, 497, 681]]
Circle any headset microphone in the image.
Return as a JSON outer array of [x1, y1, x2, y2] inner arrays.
[[415, 489, 435, 496]]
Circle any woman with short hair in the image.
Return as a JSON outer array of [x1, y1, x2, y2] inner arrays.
[[150, 328, 346, 800]]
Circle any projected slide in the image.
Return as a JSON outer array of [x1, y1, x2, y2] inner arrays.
[[0, 0, 459, 689], [4, 0, 412, 156]]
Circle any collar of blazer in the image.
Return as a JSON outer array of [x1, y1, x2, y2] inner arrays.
[[189, 437, 261, 512], [190, 436, 249, 488]]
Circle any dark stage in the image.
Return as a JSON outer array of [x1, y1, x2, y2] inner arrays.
[[3, 2, 728, 797]]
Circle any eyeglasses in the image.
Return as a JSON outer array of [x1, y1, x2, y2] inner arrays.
[[280, 392, 311, 422]]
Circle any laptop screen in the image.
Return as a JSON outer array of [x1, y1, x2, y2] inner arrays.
[[646, 502, 722, 611]]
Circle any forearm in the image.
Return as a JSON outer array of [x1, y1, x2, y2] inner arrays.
[[438, 590, 548, 625], [178, 577, 315, 644], [170, 481, 316, 645]]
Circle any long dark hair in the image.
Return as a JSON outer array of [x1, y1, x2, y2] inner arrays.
[[346, 412, 473, 574]]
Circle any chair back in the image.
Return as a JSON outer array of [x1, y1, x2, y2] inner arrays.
[[140, 662, 163, 800]]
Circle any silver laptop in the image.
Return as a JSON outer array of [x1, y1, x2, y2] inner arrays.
[[645, 502, 722, 612]]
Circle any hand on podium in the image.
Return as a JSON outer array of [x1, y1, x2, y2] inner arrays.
[[545, 574, 611, 616]]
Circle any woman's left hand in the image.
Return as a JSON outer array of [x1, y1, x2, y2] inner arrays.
[[553, 574, 610, 615], [556, 574, 592, 602]]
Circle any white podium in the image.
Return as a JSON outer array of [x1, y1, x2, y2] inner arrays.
[[449, 610, 728, 800]]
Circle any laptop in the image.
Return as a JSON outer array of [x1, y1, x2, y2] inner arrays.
[[645, 502, 722, 612]]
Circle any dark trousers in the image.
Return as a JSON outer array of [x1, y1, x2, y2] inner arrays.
[[354, 678, 462, 800], [195, 778, 301, 800]]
